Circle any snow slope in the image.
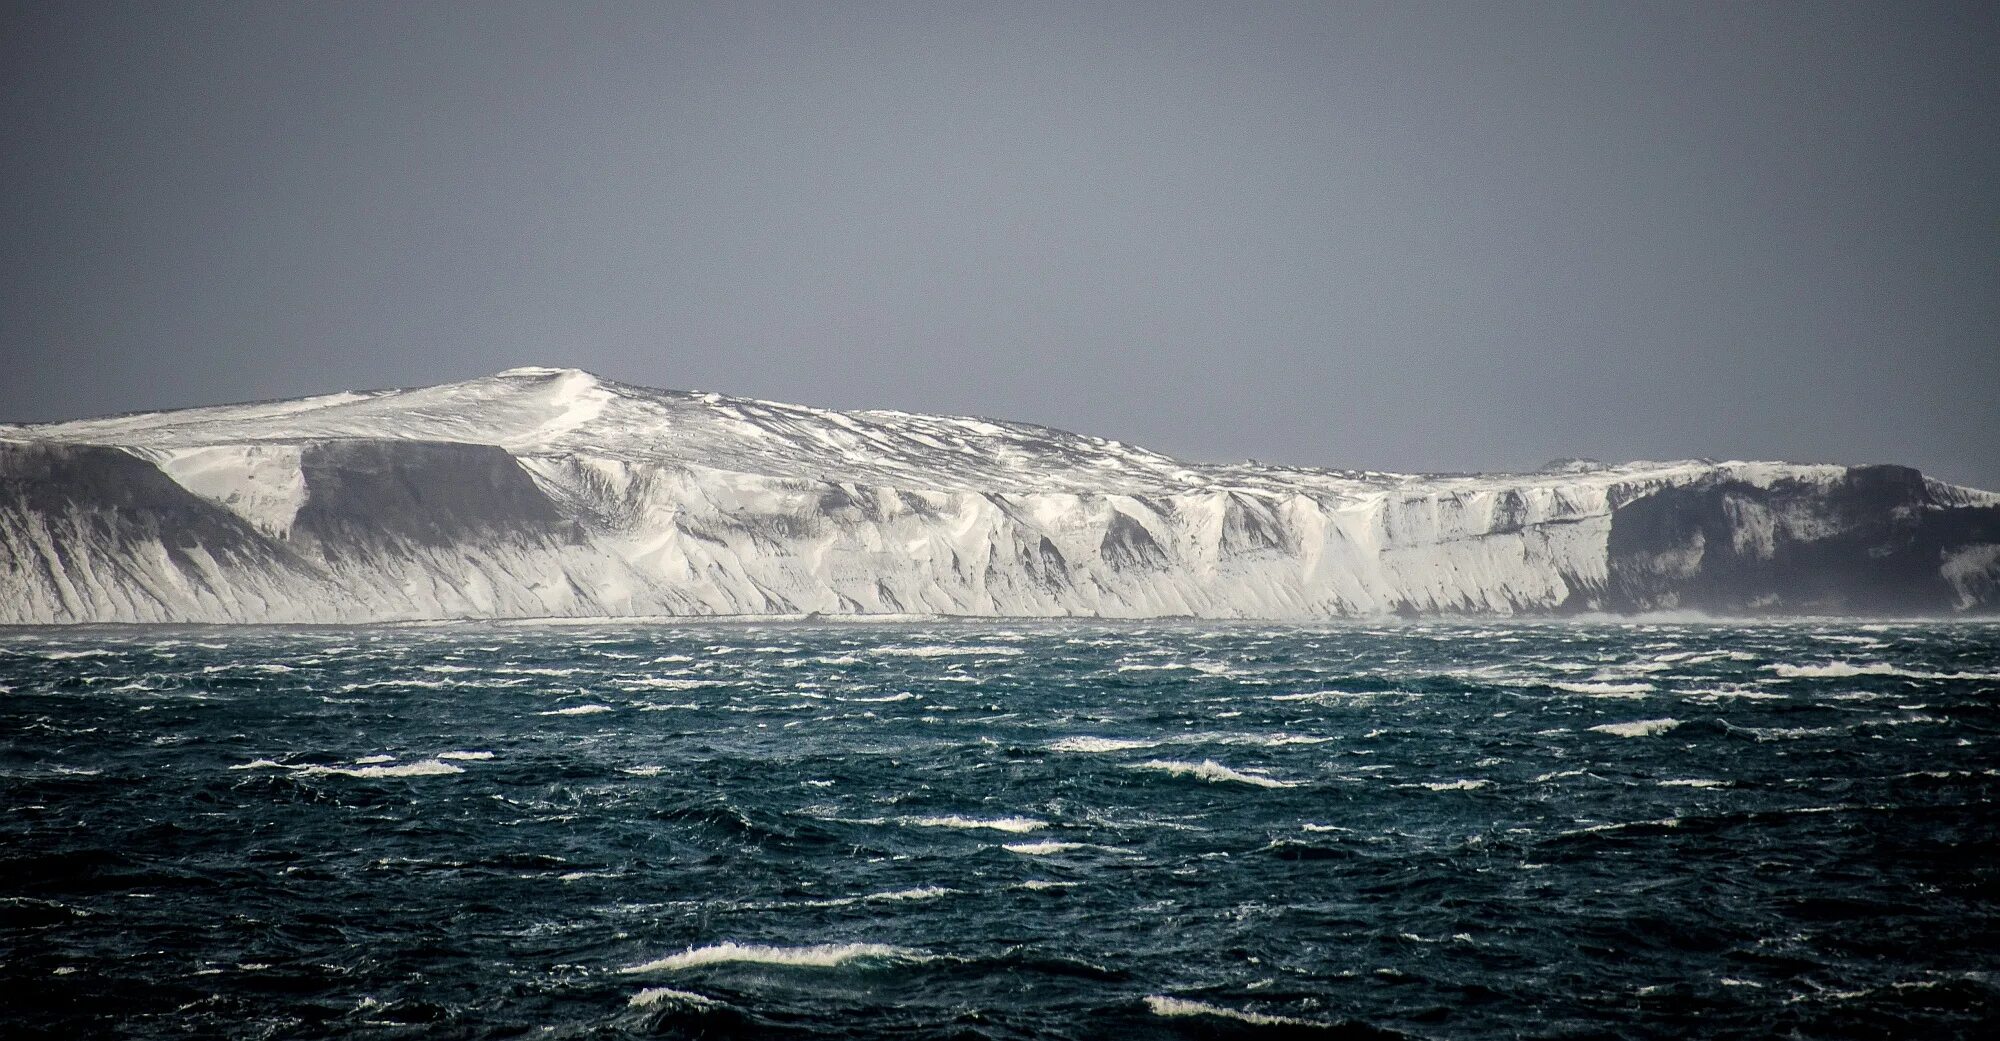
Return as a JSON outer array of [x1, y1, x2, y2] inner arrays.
[[2, 367, 1995, 623]]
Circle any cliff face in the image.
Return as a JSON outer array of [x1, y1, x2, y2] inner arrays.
[[2, 368, 1995, 623]]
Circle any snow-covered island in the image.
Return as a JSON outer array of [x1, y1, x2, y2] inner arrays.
[[2, 366, 1995, 623]]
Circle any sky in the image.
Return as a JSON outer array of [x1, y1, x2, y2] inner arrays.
[[3, 1, 1996, 487]]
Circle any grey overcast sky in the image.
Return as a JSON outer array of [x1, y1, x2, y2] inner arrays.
[[3, 1, 1996, 486]]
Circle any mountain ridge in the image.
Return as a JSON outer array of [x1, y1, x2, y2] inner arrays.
[[2, 369, 1995, 623]]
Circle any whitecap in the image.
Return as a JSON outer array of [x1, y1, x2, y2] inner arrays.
[[861, 885, 956, 903], [1402, 779, 1490, 791], [1205, 733, 1332, 747], [628, 987, 720, 1008], [621, 766, 666, 777], [1145, 996, 1310, 1027], [803, 886, 959, 906], [539, 704, 614, 716], [898, 815, 1047, 833], [1130, 759, 1294, 789], [1047, 736, 1161, 753], [838, 692, 920, 703], [619, 942, 928, 974], [1769, 662, 1900, 679], [873, 645, 1023, 658], [1554, 681, 1654, 697], [1002, 840, 1084, 855], [613, 678, 719, 690], [300, 760, 464, 779], [352, 755, 396, 765], [1657, 778, 1727, 788], [1013, 880, 1079, 891], [438, 750, 494, 761], [1588, 718, 1683, 738]]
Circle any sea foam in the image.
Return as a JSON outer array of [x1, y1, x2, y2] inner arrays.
[[1588, 718, 1683, 738], [619, 942, 929, 974], [1131, 759, 1294, 789], [1145, 995, 1311, 1027], [898, 815, 1047, 833]]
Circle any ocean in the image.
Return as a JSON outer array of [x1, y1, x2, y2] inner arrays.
[[2, 620, 1995, 1039]]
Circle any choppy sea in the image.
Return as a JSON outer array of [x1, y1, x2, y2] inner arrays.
[[3, 620, 1996, 1039]]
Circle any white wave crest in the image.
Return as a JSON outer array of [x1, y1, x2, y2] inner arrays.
[[1553, 681, 1654, 697], [231, 757, 464, 777], [874, 645, 1022, 658], [539, 704, 615, 716], [619, 942, 929, 974], [1769, 662, 2000, 681], [437, 750, 495, 761], [898, 815, 1046, 834], [1047, 736, 1160, 753], [804, 886, 959, 907], [628, 987, 719, 1009], [1131, 759, 1294, 789], [1588, 718, 1683, 738], [1145, 995, 1310, 1027], [1403, 779, 1490, 791], [1003, 841, 1084, 855], [301, 760, 464, 778], [613, 677, 718, 690], [1769, 662, 1899, 678]]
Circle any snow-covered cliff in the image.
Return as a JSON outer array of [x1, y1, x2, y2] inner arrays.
[[3, 367, 1995, 623]]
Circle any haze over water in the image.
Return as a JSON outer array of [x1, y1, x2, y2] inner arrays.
[[4, 620, 1996, 1038]]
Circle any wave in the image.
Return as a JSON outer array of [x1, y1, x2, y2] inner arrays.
[[1050, 733, 1328, 755], [898, 815, 1047, 833], [1401, 779, 1491, 791], [874, 645, 1023, 658], [1144, 995, 1312, 1027], [1767, 662, 2000, 681], [612, 677, 720, 690], [628, 986, 720, 1009], [1658, 778, 1727, 787], [539, 704, 615, 716], [1002, 841, 1084, 855], [228, 757, 465, 778], [802, 886, 959, 907], [619, 942, 930, 974], [438, 750, 495, 760], [1130, 759, 1294, 789], [1206, 733, 1331, 747], [1048, 736, 1161, 753], [1588, 718, 1682, 738], [1553, 681, 1654, 697], [301, 760, 464, 778]]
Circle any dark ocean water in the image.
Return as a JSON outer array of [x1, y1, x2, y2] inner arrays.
[[3, 620, 1997, 1040]]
